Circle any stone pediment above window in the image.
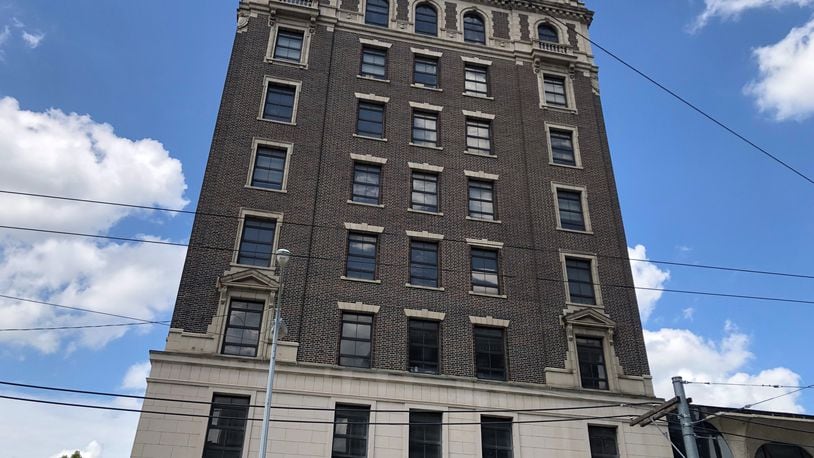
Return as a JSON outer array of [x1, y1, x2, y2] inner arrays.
[[217, 267, 280, 292], [561, 308, 615, 331]]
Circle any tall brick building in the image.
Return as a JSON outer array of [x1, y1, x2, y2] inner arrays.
[[131, 0, 673, 456]]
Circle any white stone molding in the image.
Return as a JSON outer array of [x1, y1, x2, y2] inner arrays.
[[465, 238, 504, 249], [404, 308, 446, 321], [405, 230, 444, 240], [354, 92, 390, 103], [337, 301, 381, 314], [408, 162, 443, 172], [409, 101, 443, 112], [464, 170, 499, 181], [344, 222, 385, 233], [469, 315, 510, 327], [461, 55, 492, 66], [359, 37, 393, 48], [462, 109, 496, 120], [350, 153, 388, 164], [410, 47, 443, 57]]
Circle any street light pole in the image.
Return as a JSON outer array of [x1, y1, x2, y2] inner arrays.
[[258, 248, 291, 458], [673, 376, 700, 458]]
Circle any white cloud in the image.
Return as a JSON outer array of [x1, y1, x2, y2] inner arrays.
[[628, 244, 671, 322], [745, 17, 814, 121], [21, 30, 44, 48], [693, 0, 814, 30], [682, 307, 695, 321], [121, 361, 151, 392], [50, 441, 102, 458]]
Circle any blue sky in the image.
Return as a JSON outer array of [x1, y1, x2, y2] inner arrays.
[[0, 0, 812, 455]]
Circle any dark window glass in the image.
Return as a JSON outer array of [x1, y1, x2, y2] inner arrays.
[[262, 83, 296, 122], [221, 299, 264, 357], [538, 23, 559, 43], [463, 12, 486, 44], [577, 337, 608, 390], [481, 417, 513, 458], [274, 29, 304, 62], [550, 129, 576, 166], [544, 75, 567, 107], [332, 404, 371, 458], [351, 162, 382, 205], [411, 171, 439, 213], [356, 102, 385, 138], [237, 217, 276, 267], [471, 248, 500, 295], [251, 146, 287, 190], [410, 240, 439, 287], [464, 65, 488, 96], [339, 313, 373, 368], [203, 395, 250, 458], [474, 327, 506, 380], [755, 443, 811, 458], [346, 232, 378, 280], [466, 118, 492, 155], [566, 257, 596, 305], [365, 0, 389, 26], [412, 111, 439, 147], [557, 189, 586, 231], [414, 4, 438, 36], [360, 46, 387, 79], [588, 426, 618, 458], [409, 320, 440, 374], [409, 411, 442, 458], [414, 56, 438, 87], [468, 180, 495, 220]]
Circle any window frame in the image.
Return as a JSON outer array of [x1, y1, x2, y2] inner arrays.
[[546, 123, 582, 168], [414, 3, 439, 36], [364, 0, 390, 27], [474, 326, 507, 381], [355, 100, 386, 140], [480, 416, 514, 457], [272, 28, 305, 63], [220, 298, 266, 358], [588, 425, 619, 458], [246, 139, 293, 193], [338, 313, 374, 369], [462, 11, 487, 45], [538, 70, 576, 112], [562, 254, 600, 306], [464, 63, 489, 97], [408, 319, 440, 374], [350, 162, 383, 206], [411, 110, 440, 148], [345, 231, 379, 281], [203, 394, 251, 458], [465, 117, 493, 156], [332, 403, 371, 458], [360, 45, 388, 80], [410, 170, 440, 214], [467, 179, 497, 221], [232, 210, 283, 269], [470, 246, 501, 296], [552, 183, 591, 233], [413, 54, 439, 88], [537, 22, 560, 44], [409, 410, 443, 458], [266, 23, 312, 67], [258, 76, 302, 125], [577, 336, 610, 390], [409, 239, 440, 288]]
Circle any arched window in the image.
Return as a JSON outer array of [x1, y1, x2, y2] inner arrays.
[[538, 23, 559, 43], [365, 0, 389, 27], [755, 443, 812, 458], [415, 3, 438, 36], [668, 419, 734, 458], [463, 12, 486, 44]]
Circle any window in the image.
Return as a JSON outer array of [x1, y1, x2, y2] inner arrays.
[[410, 240, 439, 288], [360, 46, 387, 79], [351, 163, 382, 205], [222, 299, 264, 357], [543, 75, 568, 107], [577, 337, 608, 390], [565, 257, 596, 305], [755, 443, 812, 458], [250, 146, 287, 190], [464, 64, 488, 96], [410, 171, 439, 213], [274, 29, 304, 62], [412, 111, 439, 147], [262, 82, 297, 122], [550, 129, 576, 166], [414, 56, 438, 88], [414, 3, 438, 36], [468, 180, 496, 220], [365, 0, 389, 27], [471, 248, 500, 295], [346, 232, 378, 280], [339, 313, 373, 368], [408, 320, 440, 374], [236, 217, 277, 267], [409, 411, 442, 458], [356, 101, 385, 138], [557, 189, 586, 231], [538, 23, 559, 43], [474, 327, 506, 380], [588, 426, 618, 458], [466, 118, 492, 155], [203, 395, 250, 458], [332, 404, 371, 458], [463, 12, 486, 44], [481, 417, 513, 458]]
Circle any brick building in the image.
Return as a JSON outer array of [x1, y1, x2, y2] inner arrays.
[[131, 0, 674, 456]]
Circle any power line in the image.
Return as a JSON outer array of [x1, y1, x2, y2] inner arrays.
[[742, 384, 814, 410], [713, 414, 814, 436], [0, 293, 170, 325], [0, 321, 169, 332], [684, 380, 809, 389]]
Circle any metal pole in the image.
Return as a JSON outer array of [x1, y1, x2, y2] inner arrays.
[[673, 376, 700, 458], [258, 264, 287, 458]]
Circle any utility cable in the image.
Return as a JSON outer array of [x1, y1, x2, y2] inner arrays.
[[0, 293, 170, 325], [684, 380, 809, 389], [0, 321, 169, 332]]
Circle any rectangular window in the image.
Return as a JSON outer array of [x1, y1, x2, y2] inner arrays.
[[481, 417, 513, 458], [409, 240, 439, 288], [409, 411, 442, 458], [346, 232, 378, 280], [474, 327, 506, 380], [408, 319, 440, 374], [414, 56, 438, 88], [412, 111, 439, 147], [221, 299, 264, 357], [356, 101, 385, 139], [550, 129, 576, 166], [468, 180, 496, 221], [360, 46, 387, 79], [466, 118, 492, 155], [237, 217, 277, 267], [588, 426, 618, 458], [544, 75, 567, 107], [262, 82, 296, 123], [577, 337, 608, 390], [557, 189, 586, 231], [351, 162, 382, 205], [464, 64, 488, 96], [332, 404, 371, 458], [339, 313, 373, 368], [565, 257, 596, 305], [471, 248, 500, 295], [410, 171, 439, 213], [250, 146, 287, 190], [203, 395, 250, 458], [273, 29, 304, 62]]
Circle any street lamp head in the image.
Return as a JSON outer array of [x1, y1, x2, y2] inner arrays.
[[275, 248, 292, 269]]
